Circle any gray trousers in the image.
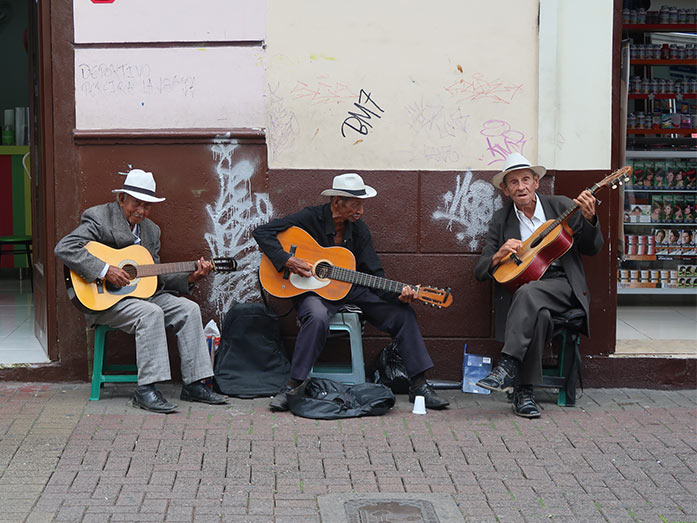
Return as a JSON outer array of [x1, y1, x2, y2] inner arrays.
[[94, 293, 213, 386], [502, 275, 579, 386]]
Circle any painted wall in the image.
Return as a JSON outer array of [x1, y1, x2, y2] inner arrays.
[[538, 0, 614, 170], [265, 0, 539, 171]]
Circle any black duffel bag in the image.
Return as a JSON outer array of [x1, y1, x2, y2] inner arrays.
[[213, 303, 290, 398], [287, 378, 395, 420]]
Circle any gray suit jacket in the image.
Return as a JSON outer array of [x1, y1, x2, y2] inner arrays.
[[55, 200, 191, 321], [473, 194, 603, 341]]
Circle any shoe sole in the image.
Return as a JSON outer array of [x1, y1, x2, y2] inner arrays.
[[408, 396, 450, 409], [476, 381, 514, 394], [512, 405, 540, 418], [132, 399, 177, 413], [180, 394, 227, 405]]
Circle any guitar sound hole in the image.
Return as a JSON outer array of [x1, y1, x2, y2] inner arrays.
[[315, 261, 332, 279], [122, 264, 137, 279]]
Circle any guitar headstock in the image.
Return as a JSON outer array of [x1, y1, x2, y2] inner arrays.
[[211, 257, 238, 272], [598, 165, 632, 191], [416, 286, 453, 308]]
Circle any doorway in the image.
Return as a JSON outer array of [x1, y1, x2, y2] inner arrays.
[[0, 0, 48, 365]]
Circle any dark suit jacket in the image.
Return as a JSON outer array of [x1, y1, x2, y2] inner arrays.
[[55, 200, 191, 321], [473, 194, 603, 341]]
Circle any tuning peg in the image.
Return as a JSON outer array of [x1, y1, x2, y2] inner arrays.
[[611, 184, 617, 189]]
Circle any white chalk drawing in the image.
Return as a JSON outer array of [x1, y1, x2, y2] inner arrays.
[[433, 170, 502, 249], [205, 140, 274, 316]]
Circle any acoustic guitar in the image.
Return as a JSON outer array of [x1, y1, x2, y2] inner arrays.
[[64, 241, 237, 312], [259, 226, 453, 308], [493, 166, 632, 292]]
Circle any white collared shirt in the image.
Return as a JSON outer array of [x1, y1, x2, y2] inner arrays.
[[513, 193, 546, 242]]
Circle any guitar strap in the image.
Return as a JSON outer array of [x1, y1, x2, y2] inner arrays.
[[282, 245, 297, 281], [257, 269, 295, 318]]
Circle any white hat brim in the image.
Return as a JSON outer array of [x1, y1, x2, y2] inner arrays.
[[113, 188, 166, 203], [491, 165, 546, 189], [320, 186, 377, 199]]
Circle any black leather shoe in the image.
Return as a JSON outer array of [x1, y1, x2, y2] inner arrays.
[[269, 381, 304, 412], [132, 387, 177, 413], [512, 386, 540, 418], [180, 381, 228, 405], [408, 383, 449, 410], [476, 359, 517, 393]]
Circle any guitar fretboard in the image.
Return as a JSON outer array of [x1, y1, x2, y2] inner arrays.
[[132, 261, 199, 278], [328, 265, 412, 294]]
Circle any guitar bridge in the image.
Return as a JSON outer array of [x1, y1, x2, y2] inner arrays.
[[510, 253, 523, 266]]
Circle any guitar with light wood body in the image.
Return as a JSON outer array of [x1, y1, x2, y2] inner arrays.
[[64, 241, 237, 312], [259, 226, 453, 308]]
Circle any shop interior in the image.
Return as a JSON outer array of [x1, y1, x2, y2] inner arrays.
[[0, 0, 47, 365], [617, 1, 697, 356]]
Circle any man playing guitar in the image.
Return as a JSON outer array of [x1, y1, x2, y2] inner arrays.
[[253, 173, 449, 412], [473, 153, 603, 418]]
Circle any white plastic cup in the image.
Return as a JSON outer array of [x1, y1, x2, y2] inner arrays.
[[412, 395, 427, 415]]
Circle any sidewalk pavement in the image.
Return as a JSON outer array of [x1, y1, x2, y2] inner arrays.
[[0, 382, 695, 523]]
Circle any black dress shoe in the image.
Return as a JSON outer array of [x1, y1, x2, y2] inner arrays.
[[269, 381, 304, 412], [476, 356, 517, 393], [408, 383, 450, 410], [512, 385, 540, 418], [180, 381, 228, 404], [132, 387, 177, 413]]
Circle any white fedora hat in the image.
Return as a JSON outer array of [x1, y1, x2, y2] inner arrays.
[[112, 169, 166, 203], [491, 152, 546, 189], [320, 172, 377, 199]]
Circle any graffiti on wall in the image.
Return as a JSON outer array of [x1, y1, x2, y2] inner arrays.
[[479, 119, 528, 166], [205, 140, 274, 317], [267, 82, 300, 160], [341, 89, 384, 138], [432, 170, 502, 250]]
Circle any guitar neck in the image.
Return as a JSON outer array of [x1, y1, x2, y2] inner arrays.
[[135, 261, 199, 278], [328, 265, 411, 294], [537, 182, 601, 239]]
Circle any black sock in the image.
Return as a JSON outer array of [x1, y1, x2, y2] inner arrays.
[[288, 378, 303, 388], [137, 384, 155, 394], [410, 373, 427, 388]]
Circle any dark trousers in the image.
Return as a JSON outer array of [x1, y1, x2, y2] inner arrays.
[[291, 286, 434, 381], [502, 273, 580, 385]]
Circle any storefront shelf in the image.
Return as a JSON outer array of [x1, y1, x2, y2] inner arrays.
[[617, 287, 697, 295], [628, 94, 697, 100]]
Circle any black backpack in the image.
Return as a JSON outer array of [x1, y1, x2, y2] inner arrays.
[[287, 378, 395, 420], [213, 303, 290, 398]]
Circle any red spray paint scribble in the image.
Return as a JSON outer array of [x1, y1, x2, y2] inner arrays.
[[445, 73, 522, 104]]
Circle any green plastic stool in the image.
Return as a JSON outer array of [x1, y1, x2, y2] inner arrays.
[[540, 308, 585, 407], [89, 325, 138, 401], [309, 310, 366, 385]]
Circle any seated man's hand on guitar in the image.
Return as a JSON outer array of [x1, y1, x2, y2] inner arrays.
[[398, 285, 418, 304], [285, 256, 313, 278], [491, 239, 524, 268], [574, 190, 597, 222], [188, 257, 213, 284], [105, 265, 131, 287]]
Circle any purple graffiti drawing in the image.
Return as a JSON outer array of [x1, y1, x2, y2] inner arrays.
[[480, 120, 527, 166]]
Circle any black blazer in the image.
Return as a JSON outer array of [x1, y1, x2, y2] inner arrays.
[[473, 194, 603, 341]]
